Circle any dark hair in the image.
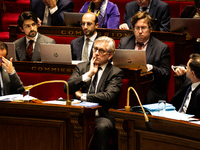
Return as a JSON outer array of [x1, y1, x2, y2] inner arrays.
[[18, 11, 38, 28], [83, 12, 98, 24], [189, 53, 200, 79], [0, 41, 8, 56], [131, 11, 153, 31], [195, 0, 200, 8]]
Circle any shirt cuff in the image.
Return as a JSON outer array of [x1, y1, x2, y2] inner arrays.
[[147, 64, 153, 72], [49, 6, 58, 14], [82, 72, 91, 82], [9, 70, 16, 75], [81, 93, 87, 101]]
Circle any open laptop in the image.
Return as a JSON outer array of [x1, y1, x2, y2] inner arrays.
[[64, 12, 84, 27], [170, 18, 200, 38], [40, 43, 72, 64], [112, 49, 147, 73], [4, 42, 16, 61]]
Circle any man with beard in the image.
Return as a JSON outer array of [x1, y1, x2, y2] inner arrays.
[[70, 12, 100, 61], [14, 11, 55, 61]]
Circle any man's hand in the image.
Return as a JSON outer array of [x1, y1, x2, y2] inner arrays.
[[75, 89, 82, 100], [174, 66, 186, 76], [88, 57, 98, 78], [43, 0, 57, 9], [119, 23, 129, 30], [2, 57, 15, 74]]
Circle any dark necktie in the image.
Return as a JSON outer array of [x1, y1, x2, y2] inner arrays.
[[89, 67, 101, 94], [136, 42, 144, 50], [179, 86, 191, 113], [142, 7, 147, 12], [26, 40, 34, 61]]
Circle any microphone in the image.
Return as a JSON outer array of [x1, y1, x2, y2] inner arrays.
[[24, 80, 71, 105], [125, 87, 152, 130]]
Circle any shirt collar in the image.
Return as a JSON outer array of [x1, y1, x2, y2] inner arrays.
[[84, 32, 97, 42], [191, 81, 200, 91], [99, 62, 108, 71], [26, 32, 38, 44], [139, 0, 152, 12]]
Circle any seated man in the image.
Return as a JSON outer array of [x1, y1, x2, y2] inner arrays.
[[71, 12, 100, 61], [118, 11, 171, 104], [119, 0, 171, 32], [64, 36, 123, 150], [30, 0, 74, 26], [0, 41, 24, 95], [170, 53, 200, 118], [14, 11, 55, 61]]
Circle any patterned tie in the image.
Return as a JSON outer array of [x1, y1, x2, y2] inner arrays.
[[26, 40, 34, 61], [82, 38, 90, 61], [179, 86, 191, 113], [89, 67, 101, 94], [136, 42, 144, 50]]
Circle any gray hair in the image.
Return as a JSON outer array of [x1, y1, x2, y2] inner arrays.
[[94, 36, 115, 53]]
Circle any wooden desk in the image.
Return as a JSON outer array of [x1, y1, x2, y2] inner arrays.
[[0, 102, 99, 150], [109, 109, 200, 150]]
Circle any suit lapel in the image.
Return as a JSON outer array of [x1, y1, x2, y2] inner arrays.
[[78, 36, 84, 60], [148, 0, 156, 16], [146, 36, 154, 63], [16, 37, 27, 60]]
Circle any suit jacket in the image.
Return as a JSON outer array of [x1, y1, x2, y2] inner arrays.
[[170, 77, 200, 118], [30, 0, 74, 26], [123, 0, 171, 31], [14, 33, 55, 61], [1, 66, 24, 95], [118, 35, 171, 104], [70, 35, 100, 61], [180, 5, 197, 18], [79, 1, 120, 29], [63, 62, 123, 125]]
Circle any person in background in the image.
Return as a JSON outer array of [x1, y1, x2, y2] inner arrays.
[[180, 0, 200, 54], [71, 12, 100, 61], [170, 53, 200, 118], [30, 0, 74, 26], [79, 0, 120, 29], [14, 11, 55, 61], [119, 0, 171, 32], [0, 41, 24, 95], [118, 11, 171, 104], [64, 36, 123, 150]]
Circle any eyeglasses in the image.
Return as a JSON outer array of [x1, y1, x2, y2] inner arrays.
[[134, 26, 148, 31], [93, 47, 108, 55], [80, 22, 93, 27]]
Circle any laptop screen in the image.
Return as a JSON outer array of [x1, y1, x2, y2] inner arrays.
[[64, 12, 84, 27]]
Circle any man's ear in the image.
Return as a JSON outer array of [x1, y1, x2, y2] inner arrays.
[[19, 27, 24, 33], [108, 53, 113, 60], [95, 22, 99, 29]]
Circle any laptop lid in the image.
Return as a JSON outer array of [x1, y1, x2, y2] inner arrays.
[[4, 42, 16, 61], [112, 49, 147, 73], [170, 18, 200, 38], [64, 12, 84, 27], [40, 43, 72, 64]]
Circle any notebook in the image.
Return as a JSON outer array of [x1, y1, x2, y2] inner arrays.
[[112, 49, 147, 73], [4, 42, 16, 61], [170, 18, 200, 38], [64, 12, 84, 27], [40, 43, 72, 64]]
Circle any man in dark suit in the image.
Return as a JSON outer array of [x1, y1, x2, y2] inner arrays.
[[70, 12, 100, 61], [118, 11, 171, 104], [0, 41, 24, 95], [119, 0, 171, 32], [170, 53, 200, 118], [30, 0, 74, 26], [14, 11, 55, 61], [64, 36, 123, 150]]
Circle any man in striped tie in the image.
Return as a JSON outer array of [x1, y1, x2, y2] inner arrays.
[[171, 53, 200, 118]]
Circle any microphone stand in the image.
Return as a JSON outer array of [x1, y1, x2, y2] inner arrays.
[[24, 80, 71, 105], [125, 87, 152, 130]]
